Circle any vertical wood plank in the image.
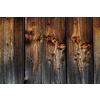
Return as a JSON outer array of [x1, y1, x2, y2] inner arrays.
[[66, 17, 93, 84], [25, 17, 43, 84], [0, 17, 24, 84], [0, 17, 4, 83], [42, 17, 66, 84], [25, 17, 66, 84], [13, 17, 24, 83], [93, 17, 100, 84]]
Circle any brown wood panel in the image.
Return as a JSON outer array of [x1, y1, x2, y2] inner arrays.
[[25, 17, 66, 84], [13, 17, 24, 83], [25, 17, 43, 84], [42, 17, 66, 84], [0, 17, 24, 84], [93, 17, 100, 84], [66, 17, 93, 84]]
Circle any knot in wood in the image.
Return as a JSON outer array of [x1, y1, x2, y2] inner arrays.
[[51, 38, 57, 45], [57, 44, 66, 50], [45, 35, 51, 41], [81, 43, 90, 49], [72, 36, 81, 45]]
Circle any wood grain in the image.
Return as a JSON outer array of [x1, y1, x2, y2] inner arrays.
[[42, 17, 66, 84], [93, 17, 100, 84], [0, 17, 24, 84], [0, 17, 96, 84], [25, 17, 66, 84], [25, 17, 43, 84], [66, 17, 93, 84]]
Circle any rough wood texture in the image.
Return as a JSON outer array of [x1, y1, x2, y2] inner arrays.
[[93, 17, 100, 84], [66, 17, 93, 84], [0, 17, 24, 84], [1, 17, 99, 84], [42, 17, 66, 84], [25, 17, 43, 84], [25, 17, 66, 84]]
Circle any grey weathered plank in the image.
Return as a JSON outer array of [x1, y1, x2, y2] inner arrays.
[[25, 17, 66, 84], [66, 17, 93, 84], [0, 17, 24, 84], [93, 17, 100, 84]]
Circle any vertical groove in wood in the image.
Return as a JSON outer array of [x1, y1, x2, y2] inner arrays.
[[93, 17, 100, 84], [66, 17, 93, 84]]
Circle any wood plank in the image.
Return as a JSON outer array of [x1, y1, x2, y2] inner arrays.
[[0, 17, 24, 84], [13, 17, 25, 84], [25, 17, 66, 84], [42, 17, 66, 84], [93, 17, 100, 84], [25, 17, 43, 84], [66, 17, 93, 84]]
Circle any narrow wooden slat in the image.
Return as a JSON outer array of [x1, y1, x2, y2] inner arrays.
[[93, 17, 100, 84], [25, 17, 66, 84], [0, 17, 24, 84], [66, 17, 93, 84]]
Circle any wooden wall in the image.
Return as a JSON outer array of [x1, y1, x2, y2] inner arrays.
[[0, 17, 100, 84]]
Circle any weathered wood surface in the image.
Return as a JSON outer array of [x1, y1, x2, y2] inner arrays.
[[66, 17, 93, 84], [42, 17, 66, 84], [0, 17, 24, 84], [25, 17, 43, 84], [1, 17, 100, 84], [25, 17, 66, 84], [93, 17, 100, 84]]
